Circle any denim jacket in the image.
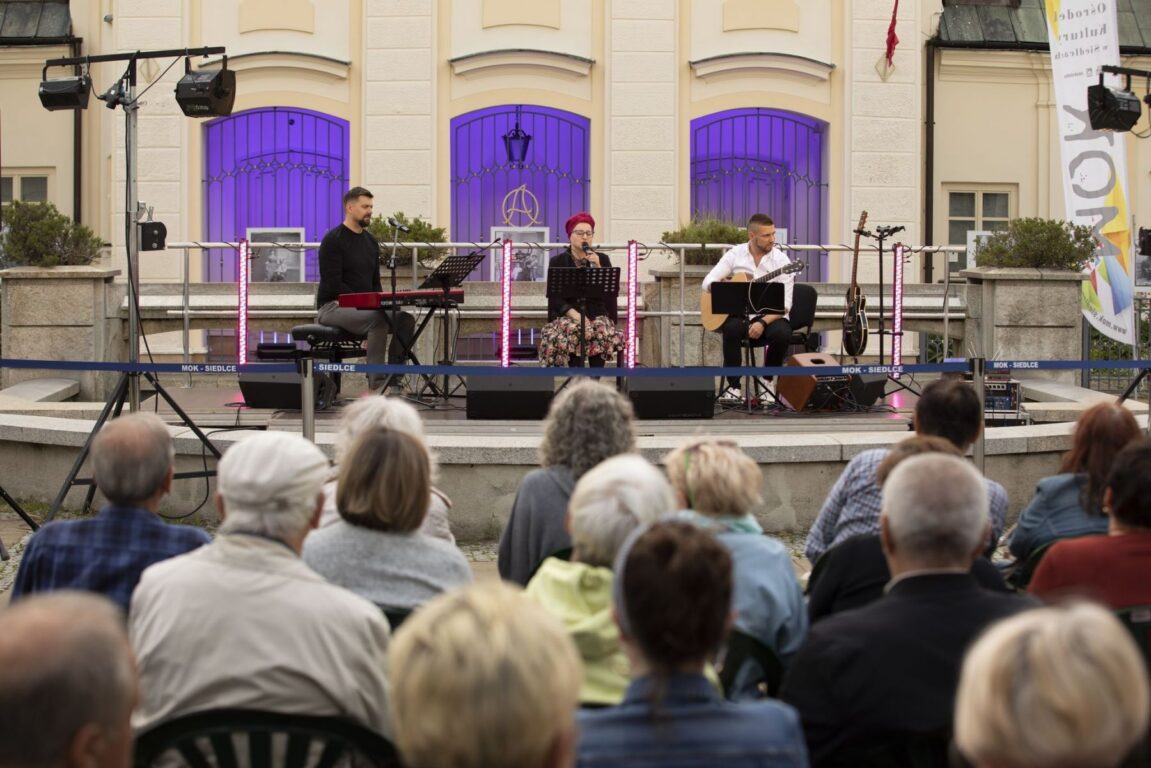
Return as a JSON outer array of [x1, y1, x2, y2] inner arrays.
[[576, 673, 809, 767]]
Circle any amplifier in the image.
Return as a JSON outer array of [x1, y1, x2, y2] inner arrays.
[[983, 378, 1022, 413]]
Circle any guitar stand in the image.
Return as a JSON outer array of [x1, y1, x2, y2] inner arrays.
[[0, 484, 39, 561]]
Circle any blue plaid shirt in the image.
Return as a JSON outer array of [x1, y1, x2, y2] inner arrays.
[[10, 505, 211, 613], [804, 449, 1008, 565]]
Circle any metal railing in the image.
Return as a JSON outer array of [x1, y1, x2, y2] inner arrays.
[[164, 240, 968, 370]]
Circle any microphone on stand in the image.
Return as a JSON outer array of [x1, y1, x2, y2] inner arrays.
[[387, 216, 411, 233]]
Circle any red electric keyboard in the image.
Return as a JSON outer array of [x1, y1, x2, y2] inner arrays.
[[339, 288, 464, 309]]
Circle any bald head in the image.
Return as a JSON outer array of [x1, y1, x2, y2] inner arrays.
[[91, 413, 174, 508], [0, 593, 137, 768]]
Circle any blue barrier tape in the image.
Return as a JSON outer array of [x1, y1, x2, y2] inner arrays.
[[0, 358, 1146, 378]]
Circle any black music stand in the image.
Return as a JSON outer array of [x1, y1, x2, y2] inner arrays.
[[711, 282, 786, 411], [415, 251, 485, 403], [546, 267, 621, 368]]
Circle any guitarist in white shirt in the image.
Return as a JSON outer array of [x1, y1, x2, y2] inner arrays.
[[702, 214, 797, 399]]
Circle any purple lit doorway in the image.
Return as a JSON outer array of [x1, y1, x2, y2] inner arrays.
[[201, 108, 348, 359], [450, 105, 590, 281], [691, 108, 828, 281], [202, 107, 349, 283]]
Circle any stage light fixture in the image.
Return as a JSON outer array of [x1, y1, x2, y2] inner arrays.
[[38, 74, 92, 110], [1087, 80, 1143, 132], [174, 58, 236, 118]]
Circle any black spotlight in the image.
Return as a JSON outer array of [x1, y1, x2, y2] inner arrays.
[[1087, 81, 1143, 132], [174, 59, 236, 118], [38, 74, 92, 111]]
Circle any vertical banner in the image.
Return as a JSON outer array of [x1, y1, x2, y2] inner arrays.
[[1046, 0, 1134, 344]]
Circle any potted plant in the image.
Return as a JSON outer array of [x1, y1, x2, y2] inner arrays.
[[661, 217, 746, 266], [0, 200, 104, 268], [367, 211, 447, 268], [962, 217, 1094, 384]]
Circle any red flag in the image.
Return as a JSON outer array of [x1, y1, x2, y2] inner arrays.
[[885, 0, 900, 67]]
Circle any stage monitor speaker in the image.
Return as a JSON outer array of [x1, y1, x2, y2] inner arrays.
[[238, 366, 333, 410], [849, 374, 888, 408], [628, 376, 714, 420], [778, 353, 852, 411], [466, 375, 554, 420]]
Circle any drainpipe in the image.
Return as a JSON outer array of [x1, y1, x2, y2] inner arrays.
[[70, 36, 82, 223], [924, 38, 936, 283]]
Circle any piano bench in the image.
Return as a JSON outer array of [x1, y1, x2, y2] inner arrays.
[[290, 324, 366, 361]]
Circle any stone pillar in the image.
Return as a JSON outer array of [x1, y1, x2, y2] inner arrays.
[[0, 266, 121, 399], [961, 267, 1085, 384], [649, 267, 722, 368]]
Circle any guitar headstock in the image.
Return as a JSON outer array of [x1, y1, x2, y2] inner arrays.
[[783, 261, 804, 275], [857, 210, 869, 232]]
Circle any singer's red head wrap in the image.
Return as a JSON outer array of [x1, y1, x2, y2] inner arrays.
[[565, 212, 596, 237]]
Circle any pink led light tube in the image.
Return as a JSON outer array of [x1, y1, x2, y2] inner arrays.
[[892, 243, 905, 378], [500, 239, 513, 367], [237, 238, 249, 364], [626, 240, 638, 368]]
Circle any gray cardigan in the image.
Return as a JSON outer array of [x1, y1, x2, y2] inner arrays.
[[302, 520, 473, 610], [497, 465, 576, 585]]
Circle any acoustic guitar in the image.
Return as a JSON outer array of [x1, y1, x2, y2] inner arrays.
[[700, 261, 804, 332], [842, 210, 869, 357]]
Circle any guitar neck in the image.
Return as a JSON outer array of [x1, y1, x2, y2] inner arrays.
[[754, 266, 786, 284]]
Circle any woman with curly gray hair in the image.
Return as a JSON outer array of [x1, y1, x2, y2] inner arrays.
[[498, 380, 637, 585]]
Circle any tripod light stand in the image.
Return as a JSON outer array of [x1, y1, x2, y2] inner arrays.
[[40, 47, 230, 521]]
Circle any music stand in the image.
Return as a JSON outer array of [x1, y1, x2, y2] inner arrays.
[[710, 282, 785, 411], [416, 251, 485, 402], [546, 267, 621, 367]]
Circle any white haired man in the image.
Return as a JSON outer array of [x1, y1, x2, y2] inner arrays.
[[11, 413, 210, 612], [780, 453, 1035, 765], [0, 593, 138, 768], [129, 431, 391, 734]]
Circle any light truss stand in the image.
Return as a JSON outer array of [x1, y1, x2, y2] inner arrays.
[[41, 48, 227, 522]]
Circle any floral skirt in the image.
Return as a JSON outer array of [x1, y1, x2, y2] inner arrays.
[[538, 315, 624, 367]]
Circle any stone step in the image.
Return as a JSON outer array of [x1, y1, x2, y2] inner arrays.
[[0, 378, 80, 402]]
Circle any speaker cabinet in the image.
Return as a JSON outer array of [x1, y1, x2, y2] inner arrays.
[[849, 374, 888, 407], [238, 368, 335, 410], [778, 353, 852, 411], [466, 375, 554, 420], [627, 376, 714, 420]]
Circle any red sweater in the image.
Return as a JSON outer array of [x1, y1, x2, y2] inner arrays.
[[1029, 531, 1151, 609]]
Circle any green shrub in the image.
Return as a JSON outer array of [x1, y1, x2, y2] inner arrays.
[[975, 217, 1096, 271], [367, 211, 447, 266], [0, 201, 104, 268], [661, 218, 747, 266]]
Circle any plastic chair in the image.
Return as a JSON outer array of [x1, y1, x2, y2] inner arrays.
[[787, 283, 819, 351], [1117, 604, 1151, 668], [133, 708, 401, 768], [717, 629, 785, 700]]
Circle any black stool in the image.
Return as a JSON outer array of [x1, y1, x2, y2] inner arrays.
[[290, 324, 367, 396]]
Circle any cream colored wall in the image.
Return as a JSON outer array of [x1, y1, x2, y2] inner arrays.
[[0, 45, 75, 218]]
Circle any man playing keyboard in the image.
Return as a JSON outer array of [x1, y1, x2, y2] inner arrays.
[[317, 186, 416, 392]]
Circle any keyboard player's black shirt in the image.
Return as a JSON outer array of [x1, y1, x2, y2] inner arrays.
[[316, 224, 383, 307]]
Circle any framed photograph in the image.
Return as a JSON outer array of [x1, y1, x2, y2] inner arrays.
[[246, 227, 306, 283], [490, 226, 551, 282]]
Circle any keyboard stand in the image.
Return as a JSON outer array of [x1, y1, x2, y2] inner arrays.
[[411, 251, 485, 406]]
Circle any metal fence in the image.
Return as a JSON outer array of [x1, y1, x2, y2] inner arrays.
[[1087, 294, 1151, 395]]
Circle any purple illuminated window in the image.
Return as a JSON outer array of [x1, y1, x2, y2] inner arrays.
[[691, 108, 828, 280], [451, 105, 590, 279], [202, 107, 349, 282]]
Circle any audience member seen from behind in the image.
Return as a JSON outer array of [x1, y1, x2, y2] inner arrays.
[[663, 438, 807, 698], [0, 593, 137, 768], [1029, 437, 1151, 608], [576, 520, 809, 767], [389, 582, 583, 768], [525, 454, 675, 706], [955, 602, 1149, 768], [780, 454, 1035, 766], [10, 412, 210, 612], [316, 395, 454, 542], [1008, 402, 1140, 560], [130, 431, 392, 734], [498, 380, 637, 584], [804, 377, 1007, 565], [304, 427, 472, 614], [806, 435, 1009, 623]]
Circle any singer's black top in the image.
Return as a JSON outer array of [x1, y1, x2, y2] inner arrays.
[[546, 248, 618, 323], [316, 224, 383, 307]]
